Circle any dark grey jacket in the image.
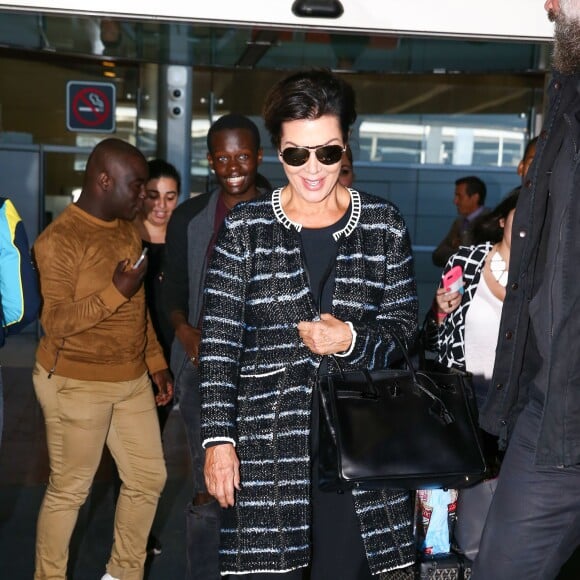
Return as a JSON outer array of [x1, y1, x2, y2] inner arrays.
[[480, 72, 580, 466], [163, 191, 217, 381]]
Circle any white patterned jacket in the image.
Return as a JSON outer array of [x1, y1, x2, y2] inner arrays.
[[430, 242, 494, 371]]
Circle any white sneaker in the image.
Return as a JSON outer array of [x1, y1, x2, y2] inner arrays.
[[101, 574, 120, 580]]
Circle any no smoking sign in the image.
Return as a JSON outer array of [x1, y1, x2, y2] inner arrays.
[[66, 81, 116, 133]]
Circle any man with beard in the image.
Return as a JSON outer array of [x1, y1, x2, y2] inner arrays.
[[163, 114, 266, 580], [474, 1, 580, 578]]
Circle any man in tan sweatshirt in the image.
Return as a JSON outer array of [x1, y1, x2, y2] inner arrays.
[[32, 138, 173, 580]]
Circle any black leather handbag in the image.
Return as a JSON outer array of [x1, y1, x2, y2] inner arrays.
[[317, 336, 486, 491]]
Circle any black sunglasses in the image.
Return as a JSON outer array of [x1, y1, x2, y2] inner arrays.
[[280, 144, 346, 167]]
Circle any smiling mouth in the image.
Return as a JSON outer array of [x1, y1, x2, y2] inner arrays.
[[226, 176, 245, 186]]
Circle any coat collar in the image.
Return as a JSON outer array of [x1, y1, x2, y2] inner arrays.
[[271, 187, 361, 241]]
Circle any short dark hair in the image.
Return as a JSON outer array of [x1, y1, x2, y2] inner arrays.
[[206, 113, 261, 154], [472, 188, 519, 244], [523, 136, 538, 160], [456, 175, 487, 206], [344, 143, 354, 164], [262, 68, 357, 150], [147, 159, 181, 192]]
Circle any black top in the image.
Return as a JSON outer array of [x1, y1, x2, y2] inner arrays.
[[301, 207, 351, 474], [143, 239, 174, 363], [300, 209, 351, 314]]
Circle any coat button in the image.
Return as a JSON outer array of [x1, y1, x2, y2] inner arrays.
[[519, 230, 527, 238], [525, 179, 532, 188], [540, 129, 548, 139], [496, 383, 503, 390], [554, 81, 561, 90], [505, 330, 513, 339], [511, 282, 519, 290]]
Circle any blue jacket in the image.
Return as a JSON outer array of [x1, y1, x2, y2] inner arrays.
[[0, 197, 40, 346], [480, 72, 580, 466]]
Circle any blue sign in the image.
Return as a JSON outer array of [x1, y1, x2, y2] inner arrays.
[[66, 81, 116, 133]]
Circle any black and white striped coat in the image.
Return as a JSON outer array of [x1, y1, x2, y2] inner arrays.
[[199, 188, 418, 576], [434, 243, 494, 370]]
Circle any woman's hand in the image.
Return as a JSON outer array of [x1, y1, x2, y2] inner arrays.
[[204, 443, 240, 508], [297, 313, 352, 355], [435, 287, 462, 317]]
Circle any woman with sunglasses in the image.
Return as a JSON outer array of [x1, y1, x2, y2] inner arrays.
[[199, 69, 418, 579]]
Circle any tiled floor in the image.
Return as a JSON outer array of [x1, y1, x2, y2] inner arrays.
[[1, 334, 578, 579]]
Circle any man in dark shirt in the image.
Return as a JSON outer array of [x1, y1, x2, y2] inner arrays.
[[474, 2, 580, 578], [163, 114, 265, 580], [432, 175, 488, 267]]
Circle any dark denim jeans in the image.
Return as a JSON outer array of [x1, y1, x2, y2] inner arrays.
[[185, 499, 221, 580], [473, 399, 580, 580], [173, 350, 221, 580], [176, 356, 206, 496]]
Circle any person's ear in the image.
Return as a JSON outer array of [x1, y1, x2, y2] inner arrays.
[[499, 217, 506, 228], [206, 152, 215, 172], [517, 160, 524, 177], [98, 171, 111, 191], [257, 147, 264, 165]]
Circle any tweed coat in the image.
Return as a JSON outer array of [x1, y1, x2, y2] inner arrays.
[[199, 188, 418, 575]]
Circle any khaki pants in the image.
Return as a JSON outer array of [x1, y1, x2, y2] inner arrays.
[[32, 363, 167, 580]]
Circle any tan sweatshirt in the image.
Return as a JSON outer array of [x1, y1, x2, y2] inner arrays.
[[34, 203, 167, 381]]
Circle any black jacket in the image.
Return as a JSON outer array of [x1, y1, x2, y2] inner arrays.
[[480, 72, 580, 466]]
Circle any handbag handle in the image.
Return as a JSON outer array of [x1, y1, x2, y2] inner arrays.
[[370, 334, 455, 426], [390, 333, 418, 382], [390, 334, 455, 425], [318, 376, 338, 445]]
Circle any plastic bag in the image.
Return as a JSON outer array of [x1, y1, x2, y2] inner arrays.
[[416, 488, 458, 555]]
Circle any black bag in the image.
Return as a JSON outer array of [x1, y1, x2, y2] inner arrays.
[[417, 552, 473, 580], [317, 336, 486, 491]]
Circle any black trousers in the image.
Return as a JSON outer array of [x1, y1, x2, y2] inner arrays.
[[308, 387, 374, 580], [310, 483, 374, 580], [473, 399, 580, 580]]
